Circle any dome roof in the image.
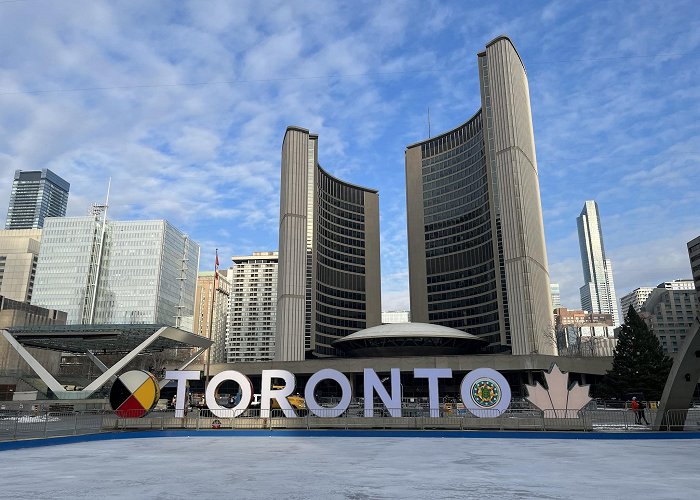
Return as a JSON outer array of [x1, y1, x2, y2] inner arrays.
[[333, 322, 485, 357]]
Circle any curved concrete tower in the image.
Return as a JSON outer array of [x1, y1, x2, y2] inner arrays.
[[405, 36, 554, 355], [276, 127, 381, 360]]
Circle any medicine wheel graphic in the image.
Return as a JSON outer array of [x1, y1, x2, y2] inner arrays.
[[109, 370, 160, 418]]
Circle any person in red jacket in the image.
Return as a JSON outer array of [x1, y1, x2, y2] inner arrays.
[[631, 397, 640, 424]]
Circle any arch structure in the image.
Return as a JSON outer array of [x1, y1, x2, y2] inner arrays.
[[653, 318, 700, 430]]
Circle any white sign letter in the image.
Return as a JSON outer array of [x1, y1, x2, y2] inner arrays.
[[414, 368, 452, 417], [205, 370, 253, 418], [363, 368, 401, 417], [304, 369, 351, 417], [261, 370, 297, 418], [164, 370, 200, 418]]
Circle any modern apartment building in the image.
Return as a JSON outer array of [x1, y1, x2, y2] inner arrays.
[[228, 251, 278, 362], [193, 271, 230, 364], [5, 169, 70, 230], [619, 287, 654, 318], [620, 281, 695, 321], [0, 229, 41, 303], [276, 127, 381, 360], [577, 200, 620, 326], [641, 280, 698, 354], [405, 36, 554, 355], [689, 235, 700, 298], [31, 216, 199, 325]]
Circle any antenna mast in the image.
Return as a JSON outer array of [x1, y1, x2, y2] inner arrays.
[[428, 107, 431, 138], [87, 178, 111, 324]]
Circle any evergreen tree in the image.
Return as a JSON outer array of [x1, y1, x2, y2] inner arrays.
[[601, 305, 673, 400]]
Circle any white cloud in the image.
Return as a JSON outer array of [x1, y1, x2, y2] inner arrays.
[[0, 0, 697, 316]]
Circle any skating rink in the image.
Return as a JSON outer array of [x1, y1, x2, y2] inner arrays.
[[1, 434, 698, 499]]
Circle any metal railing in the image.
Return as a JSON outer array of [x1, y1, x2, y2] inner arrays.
[[3, 407, 700, 442]]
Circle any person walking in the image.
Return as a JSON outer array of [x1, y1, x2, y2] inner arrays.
[[631, 397, 640, 424], [638, 400, 650, 425]]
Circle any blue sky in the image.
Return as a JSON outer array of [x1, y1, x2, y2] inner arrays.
[[0, 0, 698, 311]]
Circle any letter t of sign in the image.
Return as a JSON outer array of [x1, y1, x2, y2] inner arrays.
[[414, 368, 452, 417]]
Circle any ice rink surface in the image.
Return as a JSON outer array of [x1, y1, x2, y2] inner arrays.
[[1, 435, 699, 499]]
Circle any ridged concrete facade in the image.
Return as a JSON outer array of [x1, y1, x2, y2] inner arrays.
[[406, 36, 554, 355], [276, 127, 381, 360]]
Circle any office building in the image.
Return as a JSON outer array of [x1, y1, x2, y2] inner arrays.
[[619, 287, 654, 318], [228, 251, 278, 362], [550, 283, 561, 311], [5, 169, 69, 230], [554, 307, 615, 357], [31, 216, 199, 326], [689, 235, 700, 298], [577, 200, 620, 326], [0, 229, 42, 303], [381, 310, 411, 324], [192, 271, 230, 364], [405, 36, 554, 355], [641, 281, 698, 354], [276, 127, 381, 360]]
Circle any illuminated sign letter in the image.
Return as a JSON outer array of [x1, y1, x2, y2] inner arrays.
[[205, 370, 253, 418], [164, 370, 200, 418], [261, 370, 297, 418], [414, 368, 452, 417], [363, 368, 401, 417], [304, 368, 351, 417]]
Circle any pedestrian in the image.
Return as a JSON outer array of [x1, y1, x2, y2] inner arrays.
[[638, 400, 650, 425], [631, 397, 640, 424]]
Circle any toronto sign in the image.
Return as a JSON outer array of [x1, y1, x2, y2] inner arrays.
[[111, 364, 590, 419]]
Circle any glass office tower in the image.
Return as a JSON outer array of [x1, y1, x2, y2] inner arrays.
[[5, 169, 70, 230], [31, 216, 199, 325], [405, 36, 555, 355], [276, 127, 381, 360]]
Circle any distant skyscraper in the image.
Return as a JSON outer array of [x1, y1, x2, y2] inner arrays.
[[577, 201, 619, 326], [5, 169, 69, 230], [550, 283, 561, 310], [405, 36, 554, 355], [228, 251, 278, 362], [276, 126, 381, 360], [31, 216, 199, 325]]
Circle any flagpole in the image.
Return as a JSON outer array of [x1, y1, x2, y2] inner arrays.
[[205, 249, 218, 387]]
